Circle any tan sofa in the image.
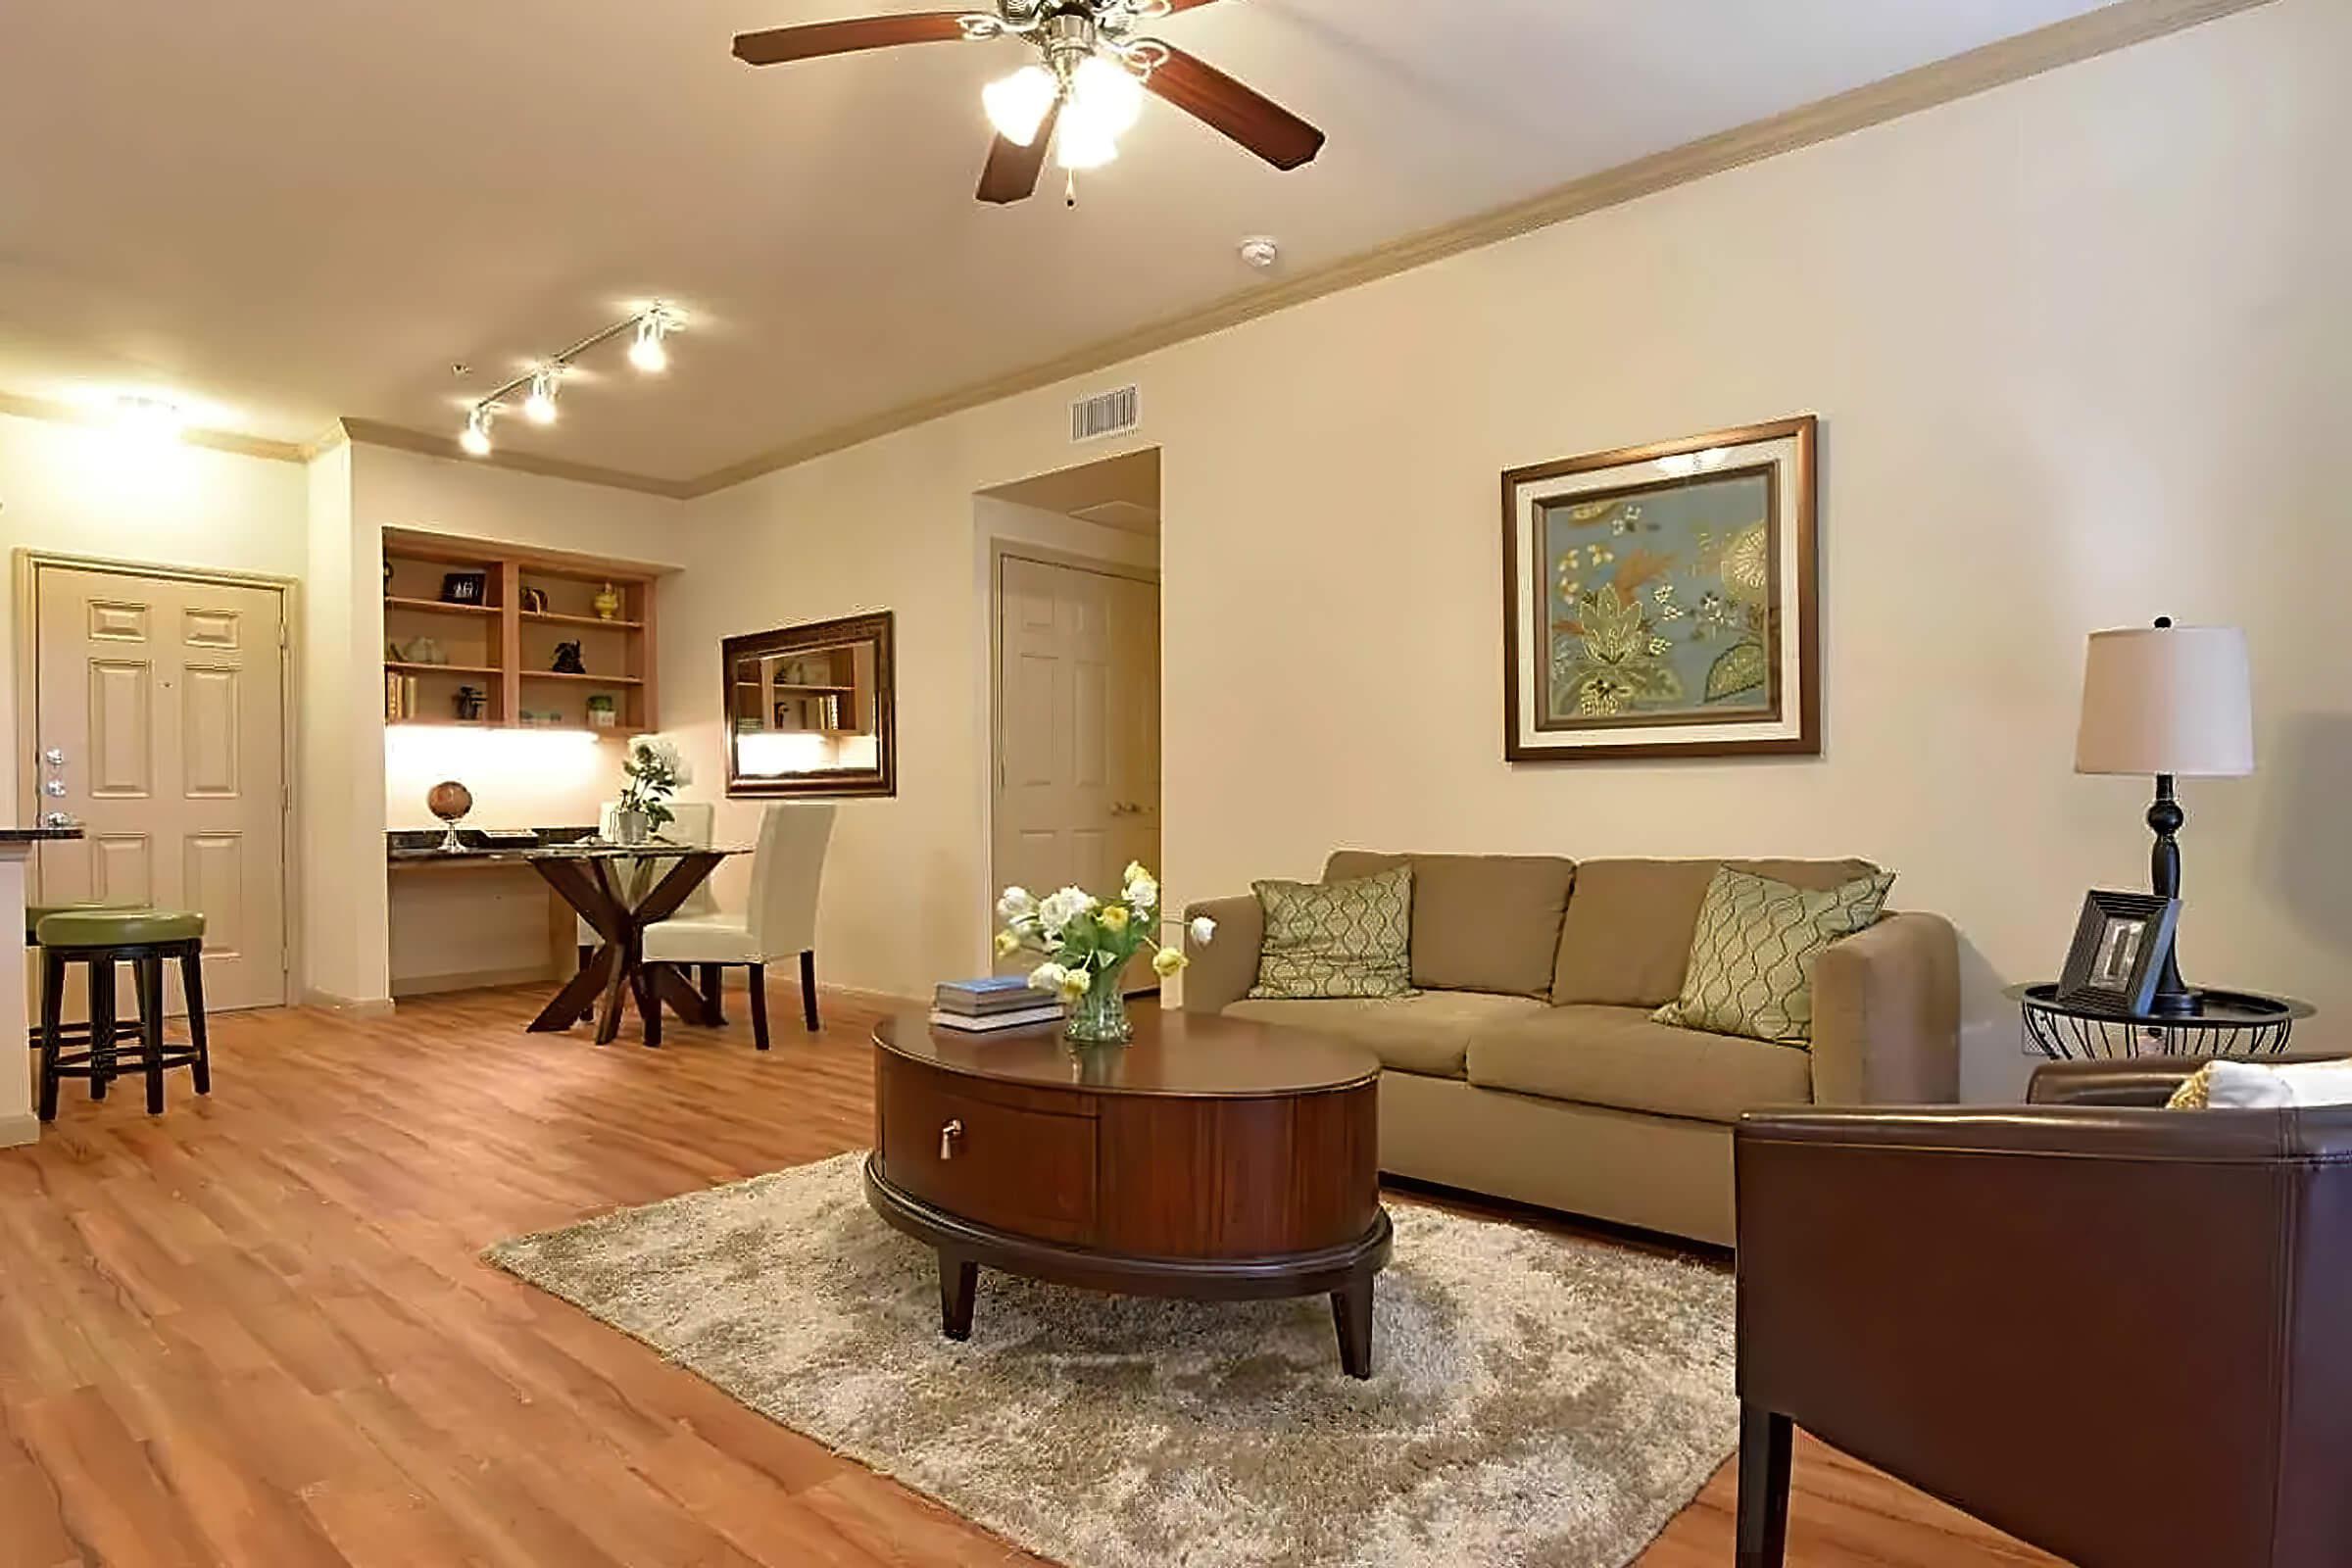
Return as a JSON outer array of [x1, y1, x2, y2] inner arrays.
[[1183, 851, 1958, 1246]]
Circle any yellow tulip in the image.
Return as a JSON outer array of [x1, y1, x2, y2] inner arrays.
[[1099, 906, 1129, 935], [1152, 947, 1189, 977], [994, 930, 1021, 956]]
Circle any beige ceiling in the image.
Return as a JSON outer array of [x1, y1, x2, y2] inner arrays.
[[0, 0, 2129, 485], [984, 447, 1159, 531]]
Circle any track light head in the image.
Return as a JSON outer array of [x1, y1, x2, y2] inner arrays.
[[628, 312, 670, 374], [522, 368, 561, 424], [460, 406, 494, 457]]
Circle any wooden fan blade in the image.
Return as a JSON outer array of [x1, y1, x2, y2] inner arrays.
[[1142, 43, 1323, 171], [732, 12, 971, 66], [977, 102, 1060, 204]]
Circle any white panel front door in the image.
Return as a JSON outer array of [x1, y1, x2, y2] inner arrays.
[[33, 564, 289, 1011], [994, 555, 1161, 979]]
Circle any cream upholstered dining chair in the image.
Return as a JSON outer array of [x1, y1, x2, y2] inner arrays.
[[642, 803, 835, 1050]]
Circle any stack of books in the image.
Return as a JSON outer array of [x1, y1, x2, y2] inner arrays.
[[931, 976, 1063, 1033], [384, 670, 420, 720]]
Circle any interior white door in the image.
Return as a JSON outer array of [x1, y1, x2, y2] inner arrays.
[[994, 555, 1161, 976], [33, 564, 290, 1011]]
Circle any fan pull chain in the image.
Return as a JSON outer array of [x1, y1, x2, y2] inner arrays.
[[1065, 170, 1078, 208]]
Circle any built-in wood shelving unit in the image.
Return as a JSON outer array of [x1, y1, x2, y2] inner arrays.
[[381, 527, 666, 736]]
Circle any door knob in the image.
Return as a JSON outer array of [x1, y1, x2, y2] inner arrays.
[[40, 811, 75, 829], [42, 779, 66, 797], [41, 748, 64, 767]]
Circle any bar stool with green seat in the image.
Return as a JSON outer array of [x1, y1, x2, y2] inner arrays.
[[34, 907, 210, 1120], [24, 900, 144, 1051]]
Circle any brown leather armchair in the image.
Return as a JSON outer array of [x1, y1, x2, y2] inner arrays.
[[1733, 1058, 2352, 1567]]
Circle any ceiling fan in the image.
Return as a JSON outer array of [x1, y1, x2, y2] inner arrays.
[[731, 0, 1326, 204]]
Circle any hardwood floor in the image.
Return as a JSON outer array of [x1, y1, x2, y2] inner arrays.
[[0, 984, 2059, 1568]]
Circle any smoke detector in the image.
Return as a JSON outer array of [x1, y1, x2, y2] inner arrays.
[[1238, 235, 1281, 270]]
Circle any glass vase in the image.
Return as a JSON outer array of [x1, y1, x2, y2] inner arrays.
[[611, 808, 650, 846], [1065, 966, 1134, 1047]]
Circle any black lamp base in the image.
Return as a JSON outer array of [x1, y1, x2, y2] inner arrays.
[[2144, 772, 2199, 1016]]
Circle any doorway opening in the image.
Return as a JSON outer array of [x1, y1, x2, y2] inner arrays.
[[979, 448, 1161, 990]]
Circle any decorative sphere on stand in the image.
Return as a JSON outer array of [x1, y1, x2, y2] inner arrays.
[[427, 780, 473, 854]]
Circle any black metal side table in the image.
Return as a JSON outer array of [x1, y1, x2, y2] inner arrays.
[[2008, 983, 2315, 1060]]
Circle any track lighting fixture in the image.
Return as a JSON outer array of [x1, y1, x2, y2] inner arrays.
[[628, 310, 673, 373], [456, 302, 683, 458], [522, 368, 561, 424], [460, 406, 495, 457]]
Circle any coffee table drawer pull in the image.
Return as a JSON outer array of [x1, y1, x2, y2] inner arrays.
[[940, 1119, 963, 1159]]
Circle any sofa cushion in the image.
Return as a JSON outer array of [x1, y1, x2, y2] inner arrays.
[[1466, 1004, 1813, 1124], [1248, 866, 1415, 1001], [1655, 866, 1896, 1045], [1225, 992, 1548, 1078], [1549, 858, 1885, 1006], [1325, 851, 1577, 997]]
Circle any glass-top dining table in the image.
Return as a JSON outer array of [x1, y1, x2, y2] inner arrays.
[[520, 841, 750, 1046]]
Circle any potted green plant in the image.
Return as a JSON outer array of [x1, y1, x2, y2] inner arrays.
[[613, 734, 687, 845]]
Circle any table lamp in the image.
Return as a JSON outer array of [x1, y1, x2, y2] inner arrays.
[[2073, 617, 2253, 1014]]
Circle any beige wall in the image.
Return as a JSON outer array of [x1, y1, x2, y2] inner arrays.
[[684, 0, 2351, 1093], [0, 411, 308, 825]]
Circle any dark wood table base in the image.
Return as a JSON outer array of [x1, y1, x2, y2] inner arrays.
[[865, 1157, 1393, 1376], [526, 850, 727, 1047]]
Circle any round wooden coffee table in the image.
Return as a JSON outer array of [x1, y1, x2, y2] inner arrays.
[[865, 1007, 1392, 1377]]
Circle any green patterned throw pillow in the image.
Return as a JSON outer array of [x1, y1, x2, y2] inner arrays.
[[1653, 866, 1894, 1046], [1249, 866, 1416, 1001]]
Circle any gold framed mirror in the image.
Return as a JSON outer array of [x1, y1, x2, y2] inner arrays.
[[721, 611, 897, 799]]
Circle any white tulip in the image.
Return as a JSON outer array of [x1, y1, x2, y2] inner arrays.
[[997, 886, 1037, 923], [1189, 914, 1217, 947], [1037, 885, 1097, 937], [1124, 869, 1159, 910], [1028, 962, 1069, 994]]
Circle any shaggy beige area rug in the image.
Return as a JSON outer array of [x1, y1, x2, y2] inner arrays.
[[486, 1152, 1736, 1568]]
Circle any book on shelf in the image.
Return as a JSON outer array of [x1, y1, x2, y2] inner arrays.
[[927, 1004, 1065, 1033]]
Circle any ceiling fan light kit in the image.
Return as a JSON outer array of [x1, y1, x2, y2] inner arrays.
[[732, 0, 1326, 205], [456, 302, 681, 459]]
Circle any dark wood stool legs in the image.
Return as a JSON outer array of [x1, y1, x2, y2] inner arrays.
[[800, 950, 819, 1032], [748, 962, 770, 1051], [35, 939, 211, 1121]]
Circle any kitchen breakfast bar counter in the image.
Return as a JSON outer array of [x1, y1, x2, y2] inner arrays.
[[1, 827, 87, 1148]]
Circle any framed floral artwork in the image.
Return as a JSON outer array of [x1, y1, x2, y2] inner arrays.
[[1501, 416, 1818, 760]]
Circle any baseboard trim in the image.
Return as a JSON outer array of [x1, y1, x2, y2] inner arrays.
[[808, 981, 927, 1012], [391, 965, 564, 1000], [0, 1112, 39, 1150], [299, 989, 398, 1019]]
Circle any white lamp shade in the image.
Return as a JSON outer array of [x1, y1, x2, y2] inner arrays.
[[2074, 624, 2253, 777]]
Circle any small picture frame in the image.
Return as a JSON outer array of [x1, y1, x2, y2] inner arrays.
[[439, 570, 487, 605], [2057, 890, 2180, 1014]]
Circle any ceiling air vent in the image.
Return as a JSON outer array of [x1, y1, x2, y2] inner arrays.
[[1070, 384, 1141, 445]]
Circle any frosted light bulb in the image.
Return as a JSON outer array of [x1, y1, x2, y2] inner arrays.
[[983, 64, 1058, 146]]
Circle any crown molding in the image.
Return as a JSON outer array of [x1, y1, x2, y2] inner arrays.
[[679, 0, 2276, 497], [0, 389, 311, 464], [336, 417, 695, 499]]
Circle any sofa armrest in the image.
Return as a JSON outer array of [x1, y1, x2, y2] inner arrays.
[[1182, 894, 1262, 1014], [1808, 910, 1958, 1104]]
